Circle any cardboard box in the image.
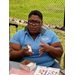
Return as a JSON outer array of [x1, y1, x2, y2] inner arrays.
[[20, 59, 36, 71]]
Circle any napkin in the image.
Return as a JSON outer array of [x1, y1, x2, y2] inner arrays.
[[9, 68, 34, 75]]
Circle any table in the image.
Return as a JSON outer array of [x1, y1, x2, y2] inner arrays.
[[9, 61, 64, 75], [9, 61, 20, 70]]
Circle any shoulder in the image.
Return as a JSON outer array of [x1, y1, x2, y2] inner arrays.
[[17, 29, 25, 33], [10, 29, 25, 43], [44, 28, 60, 42], [15, 29, 25, 36], [44, 28, 55, 36]]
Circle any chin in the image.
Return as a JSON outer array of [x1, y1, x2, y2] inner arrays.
[[30, 31, 37, 34]]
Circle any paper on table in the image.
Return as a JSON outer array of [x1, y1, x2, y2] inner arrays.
[[10, 74, 19, 75], [34, 66, 60, 75], [9, 68, 34, 75], [26, 62, 34, 67]]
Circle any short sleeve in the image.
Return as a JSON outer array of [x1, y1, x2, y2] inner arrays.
[[51, 32, 60, 44], [10, 31, 20, 44]]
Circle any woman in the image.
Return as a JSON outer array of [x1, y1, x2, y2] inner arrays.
[[10, 10, 63, 69]]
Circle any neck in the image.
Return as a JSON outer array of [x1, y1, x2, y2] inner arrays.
[[29, 32, 40, 36], [29, 31, 40, 40]]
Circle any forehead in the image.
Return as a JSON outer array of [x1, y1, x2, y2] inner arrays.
[[29, 15, 41, 21]]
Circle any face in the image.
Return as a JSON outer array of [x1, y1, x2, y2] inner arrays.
[[28, 15, 43, 34]]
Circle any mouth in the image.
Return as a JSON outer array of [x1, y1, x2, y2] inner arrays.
[[31, 28, 36, 31]]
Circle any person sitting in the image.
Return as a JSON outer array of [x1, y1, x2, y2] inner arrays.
[[9, 10, 63, 69]]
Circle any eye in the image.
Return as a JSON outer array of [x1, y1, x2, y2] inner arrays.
[[36, 21, 40, 24], [29, 20, 33, 22]]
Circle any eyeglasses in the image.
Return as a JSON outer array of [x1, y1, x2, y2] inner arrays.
[[28, 20, 42, 26]]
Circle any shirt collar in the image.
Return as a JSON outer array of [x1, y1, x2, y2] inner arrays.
[[24, 26, 46, 35]]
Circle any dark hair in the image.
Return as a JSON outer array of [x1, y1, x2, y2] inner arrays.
[[28, 10, 43, 20]]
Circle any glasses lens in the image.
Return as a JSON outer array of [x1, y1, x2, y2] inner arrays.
[[35, 21, 40, 25], [28, 20, 33, 24], [28, 20, 41, 26]]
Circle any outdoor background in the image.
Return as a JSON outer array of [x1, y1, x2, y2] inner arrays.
[[9, 0, 65, 69]]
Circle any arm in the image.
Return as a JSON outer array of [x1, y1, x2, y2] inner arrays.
[[48, 42, 63, 58], [10, 43, 24, 61], [9, 43, 34, 61]]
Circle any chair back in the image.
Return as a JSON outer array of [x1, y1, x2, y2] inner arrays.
[[56, 57, 61, 65], [9, 23, 18, 40]]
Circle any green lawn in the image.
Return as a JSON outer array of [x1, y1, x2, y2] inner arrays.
[[9, 0, 65, 26]]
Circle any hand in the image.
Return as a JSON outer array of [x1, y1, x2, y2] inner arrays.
[[39, 40, 50, 56], [22, 44, 34, 56]]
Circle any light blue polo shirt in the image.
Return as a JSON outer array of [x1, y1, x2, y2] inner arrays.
[[10, 27, 60, 67]]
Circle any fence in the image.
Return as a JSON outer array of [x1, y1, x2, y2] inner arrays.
[[9, 0, 65, 27]]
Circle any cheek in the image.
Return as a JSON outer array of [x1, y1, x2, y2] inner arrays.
[[28, 25, 31, 30], [34, 26, 41, 32]]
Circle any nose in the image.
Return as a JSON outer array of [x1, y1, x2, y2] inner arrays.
[[32, 22, 36, 26]]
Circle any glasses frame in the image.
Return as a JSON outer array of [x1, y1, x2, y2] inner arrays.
[[28, 20, 42, 26]]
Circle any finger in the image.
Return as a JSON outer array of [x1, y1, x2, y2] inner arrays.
[[39, 44, 45, 47], [25, 51, 31, 56], [28, 52, 34, 56], [40, 40, 45, 44], [28, 44, 31, 46], [24, 47, 29, 51], [39, 52, 44, 56], [39, 50, 44, 53], [24, 51, 29, 55], [30, 51, 34, 54], [39, 48, 44, 53]]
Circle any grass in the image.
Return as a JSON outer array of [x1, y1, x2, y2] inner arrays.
[[9, 0, 65, 26], [9, 22, 65, 69]]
